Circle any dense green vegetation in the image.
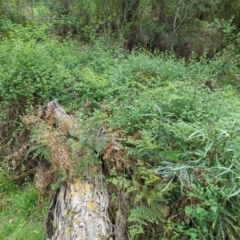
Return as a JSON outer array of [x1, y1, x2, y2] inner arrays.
[[1, 0, 240, 239], [0, 169, 48, 239]]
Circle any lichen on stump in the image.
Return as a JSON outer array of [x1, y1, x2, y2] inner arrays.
[[46, 177, 113, 240], [21, 100, 113, 239]]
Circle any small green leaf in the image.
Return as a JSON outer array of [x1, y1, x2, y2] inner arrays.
[[211, 206, 218, 213]]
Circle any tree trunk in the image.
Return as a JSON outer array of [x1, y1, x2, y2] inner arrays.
[[46, 175, 113, 240], [22, 100, 114, 240], [39, 100, 114, 240], [171, 0, 188, 53]]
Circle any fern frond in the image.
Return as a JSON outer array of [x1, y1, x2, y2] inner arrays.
[[128, 205, 163, 240], [128, 205, 162, 225], [28, 145, 52, 162]]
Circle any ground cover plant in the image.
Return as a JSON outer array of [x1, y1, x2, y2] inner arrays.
[[0, 19, 240, 239], [0, 169, 48, 240]]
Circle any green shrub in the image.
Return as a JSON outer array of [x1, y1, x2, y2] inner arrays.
[[74, 46, 240, 238], [1, 21, 240, 239]]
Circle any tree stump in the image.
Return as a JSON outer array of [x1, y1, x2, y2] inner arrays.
[[22, 100, 113, 240]]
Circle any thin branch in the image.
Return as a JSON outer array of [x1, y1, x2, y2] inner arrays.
[[171, 0, 189, 53]]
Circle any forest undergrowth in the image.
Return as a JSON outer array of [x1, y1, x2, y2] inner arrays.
[[0, 20, 240, 239]]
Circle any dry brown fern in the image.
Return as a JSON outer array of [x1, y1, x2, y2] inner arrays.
[[21, 100, 75, 197], [99, 129, 136, 175], [35, 161, 56, 197]]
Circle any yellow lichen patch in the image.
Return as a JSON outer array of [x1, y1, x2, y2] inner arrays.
[[63, 209, 68, 216], [69, 210, 74, 218], [86, 201, 99, 211], [74, 178, 81, 186], [72, 178, 81, 192], [65, 226, 72, 236], [82, 182, 93, 195]]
